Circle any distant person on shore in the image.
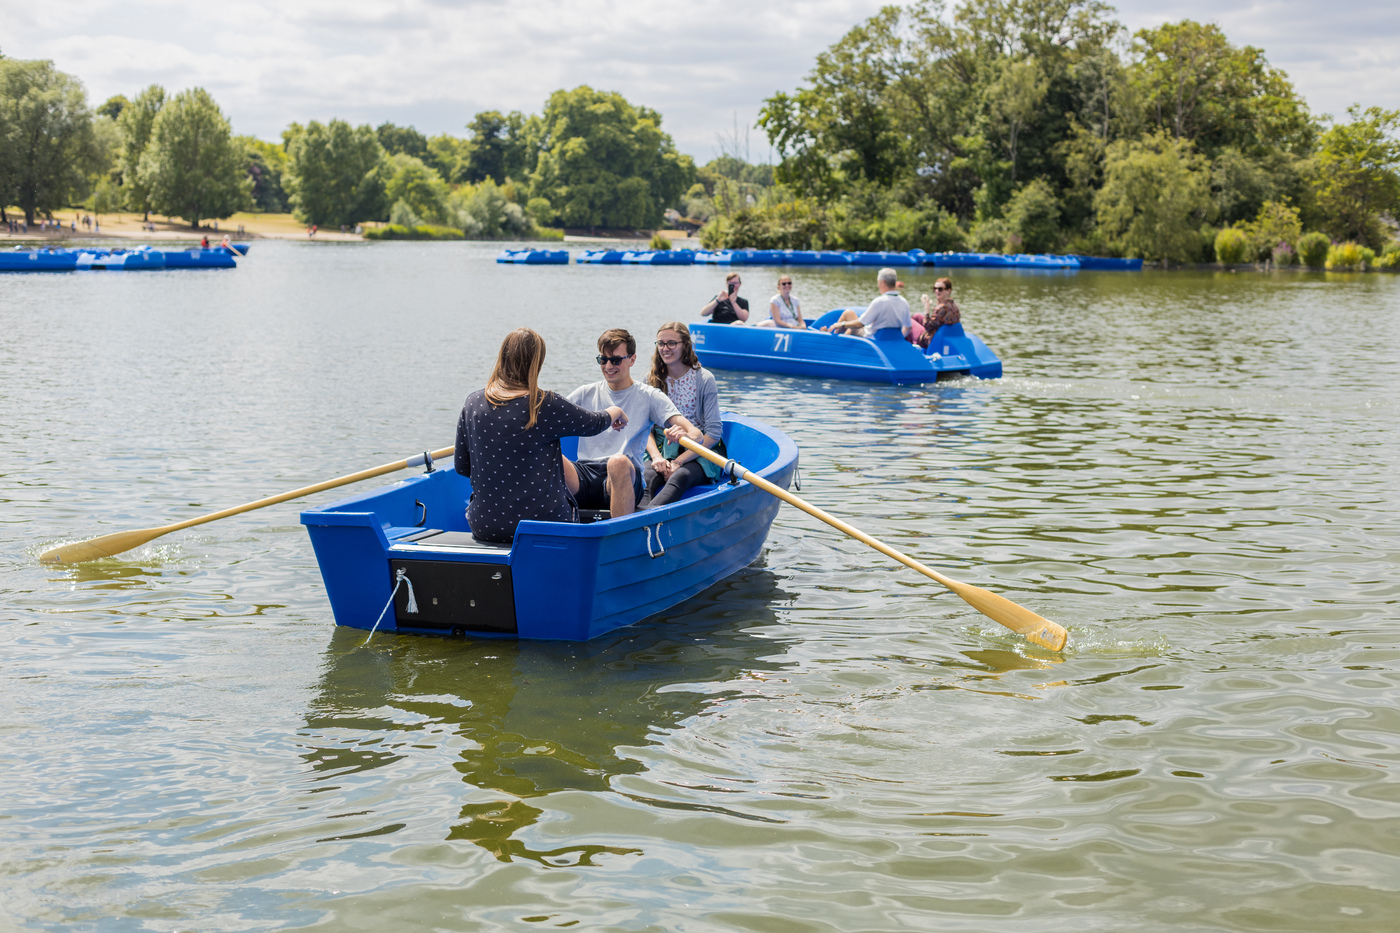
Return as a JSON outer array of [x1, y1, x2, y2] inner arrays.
[[756, 275, 805, 328], [914, 277, 961, 348], [454, 328, 628, 544], [700, 273, 749, 324], [563, 328, 702, 519], [644, 322, 724, 507], [822, 268, 912, 340]]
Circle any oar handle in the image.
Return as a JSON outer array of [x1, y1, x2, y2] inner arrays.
[[679, 437, 1068, 651]]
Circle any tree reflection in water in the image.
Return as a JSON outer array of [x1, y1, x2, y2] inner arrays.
[[299, 568, 796, 865]]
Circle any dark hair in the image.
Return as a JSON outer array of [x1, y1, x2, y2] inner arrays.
[[647, 322, 701, 393], [597, 327, 636, 357], [485, 327, 548, 429]]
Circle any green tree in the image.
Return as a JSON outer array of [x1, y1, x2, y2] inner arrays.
[[97, 94, 128, 120], [239, 136, 290, 212], [376, 122, 430, 162], [0, 58, 98, 224], [527, 86, 695, 229], [1003, 177, 1061, 251], [1094, 131, 1211, 261], [138, 87, 249, 226], [1312, 105, 1400, 248], [116, 84, 166, 218], [986, 56, 1048, 183], [384, 153, 449, 223], [284, 119, 389, 226]]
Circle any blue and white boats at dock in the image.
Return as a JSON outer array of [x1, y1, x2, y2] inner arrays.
[[299, 414, 798, 641]]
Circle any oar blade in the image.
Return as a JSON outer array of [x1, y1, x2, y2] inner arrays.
[[944, 579, 1067, 651], [39, 527, 166, 564]]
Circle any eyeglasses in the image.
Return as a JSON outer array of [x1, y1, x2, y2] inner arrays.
[[778, 281, 792, 287], [596, 354, 629, 365], [655, 340, 681, 349], [934, 285, 949, 291]]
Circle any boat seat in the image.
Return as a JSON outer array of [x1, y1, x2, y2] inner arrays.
[[395, 529, 510, 551]]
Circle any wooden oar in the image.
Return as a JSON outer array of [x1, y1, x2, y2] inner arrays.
[[40, 447, 454, 564], [678, 437, 1068, 651]]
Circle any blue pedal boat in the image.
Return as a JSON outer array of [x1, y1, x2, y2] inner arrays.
[[161, 244, 249, 268], [576, 249, 626, 264], [73, 246, 166, 270], [496, 249, 569, 264], [0, 247, 77, 272], [299, 414, 798, 641], [691, 309, 1002, 383]]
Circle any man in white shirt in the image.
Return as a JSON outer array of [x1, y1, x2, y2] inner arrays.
[[824, 268, 912, 339], [564, 328, 702, 518]]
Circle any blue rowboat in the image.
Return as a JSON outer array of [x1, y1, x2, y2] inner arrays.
[[692, 309, 1001, 383], [0, 247, 77, 272], [161, 244, 250, 268], [299, 414, 798, 641], [496, 249, 568, 264]]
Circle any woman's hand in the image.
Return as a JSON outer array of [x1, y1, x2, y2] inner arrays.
[[606, 405, 628, 431], [654, 459, 676, 480]]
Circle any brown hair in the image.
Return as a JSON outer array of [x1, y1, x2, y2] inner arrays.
[[935, 277, 953, 292], [647, 322, 701, 393], [597, 327, 636, 357], [485, 327, 549, 429], [724, 272, 741, 284]]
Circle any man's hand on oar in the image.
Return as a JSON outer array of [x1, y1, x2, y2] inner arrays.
[[40, 447, 454, 564], [677, 437, 1068, 652]]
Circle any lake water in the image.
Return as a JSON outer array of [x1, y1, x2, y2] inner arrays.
[[3, 242, 1399, 931]]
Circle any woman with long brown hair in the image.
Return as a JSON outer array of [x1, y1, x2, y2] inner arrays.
[[643, 322, 725, 507], [455, 328, 627, 542]]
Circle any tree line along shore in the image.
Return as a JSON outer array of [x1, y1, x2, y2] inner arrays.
[[2, 0, 1397, 270]]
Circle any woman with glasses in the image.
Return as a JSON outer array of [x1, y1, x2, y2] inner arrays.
[[756, 275, 805, 328], [643, 322, 725, 507], [915, 277, 961, 349], [455, 328, 628, 543]]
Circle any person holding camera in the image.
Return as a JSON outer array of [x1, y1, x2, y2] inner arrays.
[[700, 273, 750, 324]]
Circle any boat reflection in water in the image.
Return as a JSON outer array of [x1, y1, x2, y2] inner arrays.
[[297, 569, 797, 865]]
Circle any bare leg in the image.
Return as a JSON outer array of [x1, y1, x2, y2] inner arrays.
[[606, 454, 636, 518], [831, 310, 864, 335], [561, 456, 580, 495]]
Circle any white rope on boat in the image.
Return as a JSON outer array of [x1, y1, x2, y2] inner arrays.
[[362, 567, 418, 646], [646, 522, 666, 559]]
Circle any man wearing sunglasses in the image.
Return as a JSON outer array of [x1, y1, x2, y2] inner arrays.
[[563, 328, 701, 518]]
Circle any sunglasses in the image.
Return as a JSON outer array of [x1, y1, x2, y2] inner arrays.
[[934, 285, 949, 291], [655, 340, 681, 349], [596, 354, 629, 365]]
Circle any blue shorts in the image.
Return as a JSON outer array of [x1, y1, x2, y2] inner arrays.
[[570, 458, 643, 511]]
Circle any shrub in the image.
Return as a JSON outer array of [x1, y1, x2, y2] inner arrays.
[[969, 218, 1010, 253], [1298, 231, 1331, 267], [1326, 241, 1365, 269], [1361, 247, 1376, 268], [649, 232, 671, 250], [1002, 178, 1062, 254], [1379, 243, 1400, 269], [1214, 227, 1251, 264], [1271, 242, 1297, 265], [531, 226, 565, 242], [363, 223, 464, 240]]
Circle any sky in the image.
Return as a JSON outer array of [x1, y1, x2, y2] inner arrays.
[[2, 0, 1396, 161]]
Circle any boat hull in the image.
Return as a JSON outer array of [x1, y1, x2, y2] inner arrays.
[[691, 317, 1002, 383], [299, 414, 798, 641]]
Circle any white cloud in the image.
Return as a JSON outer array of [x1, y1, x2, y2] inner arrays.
[[2, 0, 1396, 160]]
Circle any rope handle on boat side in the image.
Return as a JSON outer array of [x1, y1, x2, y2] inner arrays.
[[362, 567, 419, 646], [646, 523, 667, 559]]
